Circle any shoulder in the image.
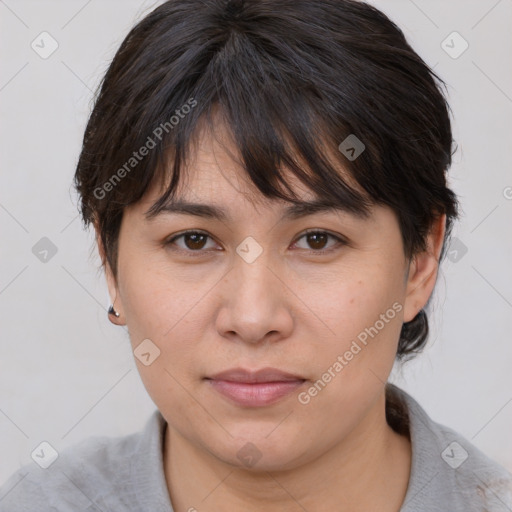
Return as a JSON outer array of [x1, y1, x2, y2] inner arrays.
[[0, 430, 139, 512], [389, 385, 512, 512], [0, 410, 170, 512]]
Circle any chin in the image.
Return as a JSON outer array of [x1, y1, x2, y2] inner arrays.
[[205, 428, 310, 473]]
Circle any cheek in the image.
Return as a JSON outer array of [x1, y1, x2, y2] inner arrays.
[[117, 254, 216, 386], [298, 261, 405, 390], [299, 259, 404, 340], [118, 250, 207, 342], [117, 265, 204, 412], [120, 271, 171, 342]]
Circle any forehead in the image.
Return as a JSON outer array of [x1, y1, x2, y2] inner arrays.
[[184, 118, 318, 196], [138, 172, 373, 227], [132, 114, 372, 221]]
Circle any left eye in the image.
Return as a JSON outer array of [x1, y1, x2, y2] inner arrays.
[[292, 230, 345, 253], [165, 230, 345, 255]]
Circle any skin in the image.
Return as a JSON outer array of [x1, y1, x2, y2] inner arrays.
[[96, 121, 446, 512]]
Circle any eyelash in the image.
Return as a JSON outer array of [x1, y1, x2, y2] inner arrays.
[[164, 229, 347, 257]]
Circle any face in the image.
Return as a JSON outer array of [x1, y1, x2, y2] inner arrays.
[[100, 123, 444, 472]]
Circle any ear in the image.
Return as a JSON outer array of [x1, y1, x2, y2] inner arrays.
[[402, 214, 446, 323], [94, 221, 125, 325]]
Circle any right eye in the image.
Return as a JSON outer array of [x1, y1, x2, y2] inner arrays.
[[164, 230, 222, 256]]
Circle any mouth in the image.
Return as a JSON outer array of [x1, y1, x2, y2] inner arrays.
[[204, 367, 307, 407]]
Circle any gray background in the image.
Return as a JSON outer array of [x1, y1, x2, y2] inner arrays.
[[1, 0, 511, 486]]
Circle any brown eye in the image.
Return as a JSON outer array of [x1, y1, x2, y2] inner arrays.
[[165, 230, 218, 255], [306, 232, 329, 250], [183, 232, 208, 250], [293, 230, 345, 254]]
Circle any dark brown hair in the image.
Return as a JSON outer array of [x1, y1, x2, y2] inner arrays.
[[73, 0, 458, 361]]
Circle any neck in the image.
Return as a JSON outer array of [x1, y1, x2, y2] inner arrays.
[[164, 390, 411, 512]]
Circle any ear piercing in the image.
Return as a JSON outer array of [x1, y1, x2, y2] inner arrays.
[[108, 304, 120, 318]]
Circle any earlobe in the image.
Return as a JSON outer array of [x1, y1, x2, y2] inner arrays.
[[104, 262, 126, 326], [402, 214, 447, 323], [95, 223, 126, 325]]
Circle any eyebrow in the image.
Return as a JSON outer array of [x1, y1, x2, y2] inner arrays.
[[144, 198, 370, 222]]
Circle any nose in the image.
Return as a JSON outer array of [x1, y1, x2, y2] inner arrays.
[[215, 253, 295, 345]]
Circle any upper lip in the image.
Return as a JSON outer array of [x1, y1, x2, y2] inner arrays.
[[206, 367, 305, 383]]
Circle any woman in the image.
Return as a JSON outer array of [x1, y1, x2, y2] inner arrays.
[[1, 0, 510, 510]]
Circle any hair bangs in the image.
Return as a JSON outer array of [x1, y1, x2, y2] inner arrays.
[[145, 32, 373, 222]]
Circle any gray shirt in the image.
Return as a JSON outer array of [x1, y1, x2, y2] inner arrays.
[[1, 385, 511, 511]]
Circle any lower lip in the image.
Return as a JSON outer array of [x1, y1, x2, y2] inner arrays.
[[206, 379, 305, 407]]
